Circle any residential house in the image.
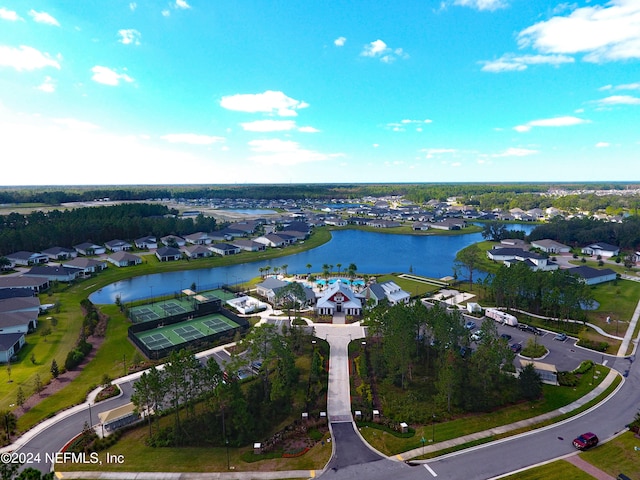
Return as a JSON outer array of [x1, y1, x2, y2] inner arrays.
[[160, 235, 186, 247], [24, 265, 82, 282], [5, 251, 49, 266], [581, 243, 620, 258], [0, 332, 26, 363], [156, 246, 182, 262], [108, 251, 143, 267], [530, 239, 571, 254], [430, 218, 466, 230], [41, 246, 77, 261], [254, 234, 290, 248], [105, 240, 133, 252], [316, 281, 362, 316], [63, 257, 107, 276], [209, 243, 241, 256], [0, 276, 50, 293], [184, 232, 212, 245], [183, 245, 213, 259], [568, 265, 617, 285], [231, 239, 266, 252], [487, 247, 558, 272], [367, 219, 401, 228], [412, 222, 430, 231], [324, 217, 348, 226], [0, 296, 40, 332], [135, 236, 158, 249], [74, 242, 106, 256]]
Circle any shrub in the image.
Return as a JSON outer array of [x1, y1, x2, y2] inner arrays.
[[557, 371, 578, 387], [572, 360, 594, 374]]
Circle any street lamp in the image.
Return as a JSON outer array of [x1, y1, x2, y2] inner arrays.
[[432, 414, 436, 443], [225, 438, 230, 469], [88, 402, 93, 428]]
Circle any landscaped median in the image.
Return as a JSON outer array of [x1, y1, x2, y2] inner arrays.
[[356, 366, 621, 460]]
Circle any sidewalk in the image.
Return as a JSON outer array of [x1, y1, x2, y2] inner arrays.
[[395, 369, 621, 462]]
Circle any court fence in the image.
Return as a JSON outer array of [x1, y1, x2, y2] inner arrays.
[[128, 306, 249, 360]]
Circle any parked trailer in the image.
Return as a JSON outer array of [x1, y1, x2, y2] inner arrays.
[[485, 308, 518, 327]]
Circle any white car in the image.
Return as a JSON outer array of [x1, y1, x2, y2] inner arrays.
[[471, 330, 483, 342]]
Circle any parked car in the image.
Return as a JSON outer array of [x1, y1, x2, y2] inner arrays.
[[554, 332, 568, 342], [471, 330, 482, 341], [464, 321, 476, 330], [500, 333, 512, 341], [518, 323, 529, 331], [572, 432, 599, 450], [526, 325, 543, 335], [510, 343, 522, 353]]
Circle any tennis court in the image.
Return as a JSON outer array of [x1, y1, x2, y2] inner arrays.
[[133, 313, 241, 351], [161, 301, 188, 315], [128, 297, 196, 323]]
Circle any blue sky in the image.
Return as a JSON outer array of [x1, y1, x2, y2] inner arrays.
[[0, 0, 638, 185]]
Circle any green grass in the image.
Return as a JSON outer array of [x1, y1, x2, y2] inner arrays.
[[376, 274, 441, 298], [500, 460, 595, 480], [581, 431, 640, 479]]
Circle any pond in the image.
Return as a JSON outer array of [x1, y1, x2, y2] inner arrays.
[[90, 224, 535, 304]]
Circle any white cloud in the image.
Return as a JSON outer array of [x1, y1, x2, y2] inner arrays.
[[0, 7, 21, 21], [162, 10, 170, 17], [91, 66, 134, 86], [161, 133, 225, 145], [240, 120, 296, 132], [28, 9, 60, 26], [422, 148, 458, 159], [491, 147, 538, 157], [220, 90, 309, 117], [129, 3, 137, 11], [118, 29, 141, 46], [334, 36, 346, 47], [361, 40, 409, 62], [36, 76, 56, 93], [248, 139, 330, 166], [0, 45, 61, 71], [453, 0, 508, 11], [595, 141, 610, 148], [481, 53, 574, 72], [518, 0, 640, 62], [54, 118, 100, 131], [175, 0, 191, 9], [595, 95, 640, 106], [298, 126, 320, 133], [514, 115, 589, 132], [386, 119, 432, 131]]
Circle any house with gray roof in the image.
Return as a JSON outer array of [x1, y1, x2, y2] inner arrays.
[[135, 236, 158, 249], [156, 246, 182, 262], [0, 276, 49, 293], [487, 247, 558, 272], [183, 245, 213, 259], [316, 281, 361, 316], [74, 242, 106, 256], [531, 239, 571, 254], [160, 235, 186, 247], [581, 243, 620, 258], [105, 239, 133, 252], [25, 265, 81, 282], [209, 243, 241, 256], [63, 257, 107, 275], [231, 239, 266, 252], [0, 333, 26, 363], [108, 251, 142, 267], [6, 251, 49, 266], [362, 281, 410, 306], [256, 277, 288, 302], [568, 266, 617, 285], [41, 246, 77, 261]]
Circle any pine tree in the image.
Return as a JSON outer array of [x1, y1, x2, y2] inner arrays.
[[50, 359, 60, 379]]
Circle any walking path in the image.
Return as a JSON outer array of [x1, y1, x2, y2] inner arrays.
[[564, 455, 616, 480]]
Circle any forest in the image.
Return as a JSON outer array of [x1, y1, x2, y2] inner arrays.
[[0, 203, 218, 255], [362, 302, 541, 420]]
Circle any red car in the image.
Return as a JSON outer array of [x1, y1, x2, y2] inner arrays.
[[572, 432, 599, 450]]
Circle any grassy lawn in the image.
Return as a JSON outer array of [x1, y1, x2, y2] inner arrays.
[[6, 229, 333, 428], [56, 425, 332, 473], [500, 460, 595, 480], [581, 431, 640, 479], [359, 365, 612, 456], [376, 274, 441, 298]]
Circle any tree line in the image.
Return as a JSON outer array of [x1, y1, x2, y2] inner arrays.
[[364, 302, 541, 419], [131, 324, 314, 448], [0, 203, 218, 255]]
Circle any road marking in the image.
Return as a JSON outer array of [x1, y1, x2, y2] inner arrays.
[[309, 470, 315, 477], [396, 454, 404, 461], [603, 359, 608, 366], [424, 464, 438, 476]]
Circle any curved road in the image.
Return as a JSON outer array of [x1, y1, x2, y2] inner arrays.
[[5, 319, 638, 479]]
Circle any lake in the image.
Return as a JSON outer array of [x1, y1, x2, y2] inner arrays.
[[89, 225, 535, 304]]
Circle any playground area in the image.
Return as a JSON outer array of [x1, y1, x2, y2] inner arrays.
[[134, 313, 240, 352]]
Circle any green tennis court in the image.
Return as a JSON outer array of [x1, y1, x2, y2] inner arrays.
[[134, 313, 240, 351]]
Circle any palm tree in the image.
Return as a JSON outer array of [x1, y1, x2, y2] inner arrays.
[[322, 264, 330, 282], [348, 263, 358, 280], [258, 267, 265, 278], [281, 264, 288, 276], [306, 263, 312, 275], [336, 263, 342, 275], [273, 266, 280, 276], [264, 265, 272, 277]]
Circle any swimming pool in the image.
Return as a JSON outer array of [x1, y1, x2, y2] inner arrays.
[[316, 278, 364, 286]]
